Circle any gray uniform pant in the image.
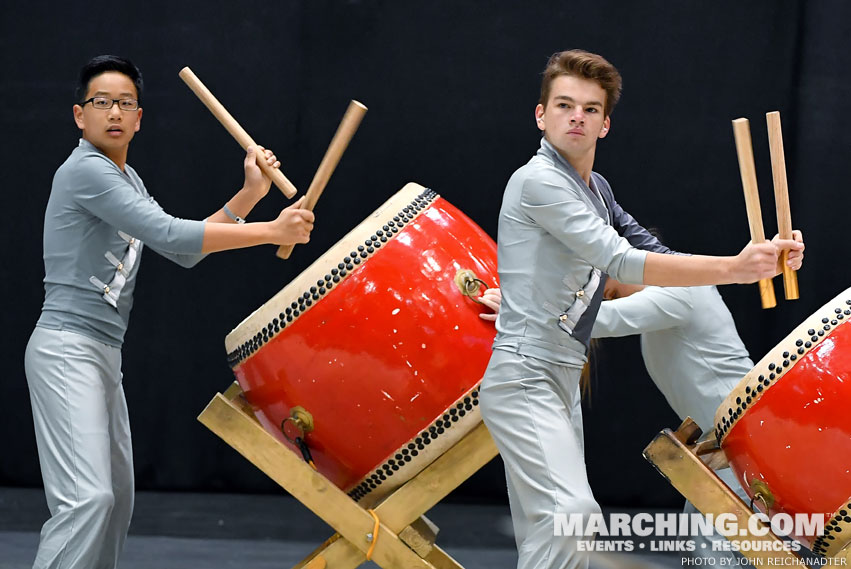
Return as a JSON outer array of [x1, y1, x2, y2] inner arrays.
[[480, 349, 600, 569], [24, 327, 134, 569]]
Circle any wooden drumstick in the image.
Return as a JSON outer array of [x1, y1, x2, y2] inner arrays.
[[766, 111, 799, 300], [178, 67, 297, 198], [277, 100, 368, 259], [732, 118, 776, 309]]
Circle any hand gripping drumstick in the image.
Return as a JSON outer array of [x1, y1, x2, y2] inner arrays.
[[766, 111, 800, 300], [732, 118, 777, 309], [178, 67, 297, 198], [276, 100, 368, 259]]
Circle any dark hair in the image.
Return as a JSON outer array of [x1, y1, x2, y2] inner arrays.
[[539, 50, 622, 116], [76, 55, 143, 103]]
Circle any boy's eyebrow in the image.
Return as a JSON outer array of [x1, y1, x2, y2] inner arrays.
[[553, 95, 603, 107], [91, 90, 137, 97]]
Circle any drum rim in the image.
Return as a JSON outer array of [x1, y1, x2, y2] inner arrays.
[[224, 182, 438, 364], [714, 286, 851, 442], [346, 382, 482, 506], [813, 498, 851, 558]]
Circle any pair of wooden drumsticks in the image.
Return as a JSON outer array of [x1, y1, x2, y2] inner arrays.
[[178, 67, 367, 259], [732, 112, 799, 309]]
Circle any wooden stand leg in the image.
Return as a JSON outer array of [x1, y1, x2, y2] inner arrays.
[[399, 516, 440, 558], [644, 419, 809, 567], [293, 535, 343, 569], [304, 419, 497, 569], [422, 545, 466, 569], [198, 384, 498, 569]]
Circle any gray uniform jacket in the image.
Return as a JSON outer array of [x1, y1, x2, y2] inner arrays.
[[493, 137, 673, 366], [37, 139, 206, 347]]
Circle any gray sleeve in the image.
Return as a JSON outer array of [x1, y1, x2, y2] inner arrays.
[[591, 287, 692, 338], [521, 174, 648, 284], [143, 196, 209, 268], [147, 245, 208, 268], [71, 154, 205, 256]]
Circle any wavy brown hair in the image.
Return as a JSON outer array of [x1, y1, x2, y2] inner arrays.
[[539, 50, 622, 116]]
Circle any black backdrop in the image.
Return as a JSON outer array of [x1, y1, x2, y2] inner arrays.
[[2, 1, 850, 508]]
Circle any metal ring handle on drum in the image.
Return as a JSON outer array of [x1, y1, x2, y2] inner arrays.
[[281, 416, 303, 445], [748, 479, 775, 513], [280, 407, 318, 469], [280, 406, 315, 445], [454, 269, 490, 303]]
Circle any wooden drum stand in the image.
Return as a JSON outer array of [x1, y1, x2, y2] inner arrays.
[[199, 383, 499, 569], [644, 418, 821, 566]]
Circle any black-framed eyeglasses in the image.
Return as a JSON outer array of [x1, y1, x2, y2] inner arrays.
[[80, 97, 140, 111]]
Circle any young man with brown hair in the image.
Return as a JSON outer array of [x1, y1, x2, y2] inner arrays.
[[478, 50, 803, 569]]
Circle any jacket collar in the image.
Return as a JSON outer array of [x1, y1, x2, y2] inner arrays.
[[537, 137, 608, 220]]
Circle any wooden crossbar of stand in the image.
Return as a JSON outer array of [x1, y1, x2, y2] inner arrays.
[[643, 418, 810, 567], [198, 383, 499, 569]]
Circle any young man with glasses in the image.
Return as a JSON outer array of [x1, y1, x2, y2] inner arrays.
[[24, 55, 314, 569]]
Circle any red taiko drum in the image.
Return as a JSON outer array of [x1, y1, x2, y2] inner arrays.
[[224, 183, 497, 506], [715, 286, 851, 557]]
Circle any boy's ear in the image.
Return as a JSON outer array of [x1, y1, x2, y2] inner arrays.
[[73, 104, 85, 130]]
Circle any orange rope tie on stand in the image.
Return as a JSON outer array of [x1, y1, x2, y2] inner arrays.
[[365, 508, 380, 560]]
